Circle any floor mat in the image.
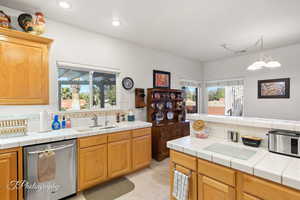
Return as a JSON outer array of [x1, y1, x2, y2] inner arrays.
[[83, 177, 135, 200]]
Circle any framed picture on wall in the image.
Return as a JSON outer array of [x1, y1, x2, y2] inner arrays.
[[153, 70, 171, 89], [258, 78, 290, 99]]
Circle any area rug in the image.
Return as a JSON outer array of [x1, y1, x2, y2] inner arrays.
[[83, 177, 135, 200]]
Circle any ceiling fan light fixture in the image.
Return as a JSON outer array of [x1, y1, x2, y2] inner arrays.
[[247, 37, 282, 71], [112, 19, 121, 27], [59, 1, 71, 9], [247, 63, 263, 71], [265, 61, 281, 68]]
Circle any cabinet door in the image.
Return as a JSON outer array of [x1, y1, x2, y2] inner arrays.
[[132, 135, 151, 170], [242, 193, 262, 200], [237, 172, 300, 200], [0, 152, 17, 200], [198, 175, 235, 200], [108, 139, 131, 178], [79, 144, 107, 191], [170, 162, 197, 200], [0, 38, 49, 105]]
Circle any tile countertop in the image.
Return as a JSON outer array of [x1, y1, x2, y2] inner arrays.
[[0, 121, 152, 150], [187, 114, 300, 131], [167, 136, 300, 191]]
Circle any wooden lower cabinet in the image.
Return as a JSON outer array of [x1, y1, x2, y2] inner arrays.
[[169, 150, 300, 200], [170, 150, 197, 200], [108, 139, 132, 178], [242, 193, 261, 200], [237, 172, 300, 200], [170, 163, 197, 200], [198, 175, 235, 200], [0, 152, 18, 200], [0, 148, 22, 200], [78, 144, 108, 191], [132, 135, 151, 170], [78, 128, 151, 192]]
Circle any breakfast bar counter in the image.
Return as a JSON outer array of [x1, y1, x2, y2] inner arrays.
[[167, 136, 300, 191]]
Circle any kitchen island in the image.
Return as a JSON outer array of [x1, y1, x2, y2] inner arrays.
[[167, 136, 300, 200]]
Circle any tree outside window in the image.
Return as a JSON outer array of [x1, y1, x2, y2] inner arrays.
[[207, 85, 243, 116], [182, 86, 198, 113], [58, 68, 117, 111]]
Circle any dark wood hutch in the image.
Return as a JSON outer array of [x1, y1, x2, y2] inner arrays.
[[147, 88, 190, 161]]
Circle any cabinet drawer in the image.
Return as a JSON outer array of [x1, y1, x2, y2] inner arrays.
[[132, 128, 151, 138], [242, 193, 261, 200], [108, 131, 131, 143], [198, 158, 235, 187], [79, 134, 107, 149], [170, 150, 197, 171], [239, 173, 300, 200]]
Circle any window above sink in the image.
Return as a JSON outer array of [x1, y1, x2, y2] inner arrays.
[[57, 62, 120, 111]]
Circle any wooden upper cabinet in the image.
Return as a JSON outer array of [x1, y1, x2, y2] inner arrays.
[[0, 151, 18, 200], [78, 144, 108, 191], [198, 175, 235, 200], [0, 28, 52, 105]]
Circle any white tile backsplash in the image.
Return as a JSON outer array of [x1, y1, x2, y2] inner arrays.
[[199, 121, 270, 148]]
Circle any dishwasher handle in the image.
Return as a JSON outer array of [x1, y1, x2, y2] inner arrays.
[[27, 143, 74, 155]]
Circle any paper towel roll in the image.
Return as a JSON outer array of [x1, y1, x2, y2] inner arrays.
[[40, 110, 50, 132]]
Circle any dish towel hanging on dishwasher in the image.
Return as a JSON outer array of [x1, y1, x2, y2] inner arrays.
[[172, 170, 189, 200], [38, 150, 56, 182]]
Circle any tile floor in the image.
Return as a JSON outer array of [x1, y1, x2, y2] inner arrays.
[[67, 159, 170, 200]]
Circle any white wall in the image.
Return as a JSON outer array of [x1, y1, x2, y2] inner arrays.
[[203, 44, 300, 120], [0, 6, 203, 121]]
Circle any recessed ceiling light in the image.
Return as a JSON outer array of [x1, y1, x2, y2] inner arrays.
[[59, 1, 71, 9], [112, 19, 121, 27]]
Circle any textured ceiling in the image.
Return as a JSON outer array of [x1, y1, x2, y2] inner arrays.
[[1, 0, 300, 61]]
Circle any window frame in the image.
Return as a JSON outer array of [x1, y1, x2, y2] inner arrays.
[[205, 78, 244, 117], [182, 86, 199, 114], [57, 62, 120, 112]]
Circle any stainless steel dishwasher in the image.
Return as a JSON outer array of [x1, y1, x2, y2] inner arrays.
[[23, 139, 77, 200]]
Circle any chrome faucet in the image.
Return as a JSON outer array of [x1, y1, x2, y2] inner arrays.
[[104, 112, 109, 127], [91, 114, 98, 127]]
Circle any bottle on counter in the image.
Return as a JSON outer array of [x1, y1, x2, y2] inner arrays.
[[61, 116, 66, 129], [52, 115, 61, 130], [116, 113, 120, 123], [66, 117, 72, 128], [127, 110, 135, 122]]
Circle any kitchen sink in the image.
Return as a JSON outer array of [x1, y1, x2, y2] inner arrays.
[[76, 125, 117, 133], [203, 143, 257, 160]]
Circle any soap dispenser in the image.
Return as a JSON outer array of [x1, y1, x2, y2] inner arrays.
[[52, 115, 61, 130]]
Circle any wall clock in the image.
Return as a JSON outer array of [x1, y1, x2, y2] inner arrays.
[[122, 77, 134, 90]]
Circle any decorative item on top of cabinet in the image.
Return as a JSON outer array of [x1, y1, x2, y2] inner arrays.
[[0, 10, 11, 29], [0, 28, 52, 105], [18, 12, 46, 35], [135, 88, 146, 108], [153, 70, 171, 89]]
